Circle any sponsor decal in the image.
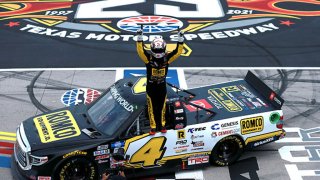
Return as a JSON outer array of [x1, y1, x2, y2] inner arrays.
[[177, 129, 185, 139], [191, 135, 204, 140], [256, 98, 268, 108], [241, 116, 264, 135], [97, 144, 109, 150], [254, 137, 274, 147], [184, 99, 213, 112], [61, 88, 101, 106], [241, 99, 255, 109], [33, 110, 81, 143], [238, 85, 256, 99], [63, 150, 87, 159], [111, 141, 125, 148], [211, 123, 220, 130], [176, 140, 187, 145], [175, 117, 184, 121], [117, 16, 182, 33], [220, 121, 239, 129], [191, 141, 204, 147], [188, 127, 206, 133], [188, 155, 209, 165], [191, 147, 204, 151], [175, 148, 188, 153], [175, 101, 181, 107], [247, 98, 262, 108], [98, 159, 109, 164], [167, 97, 180, 102], [221, 86, 240, 93], [38, 177, 51, 180], [211, 129, 240, 138], [95, 154, 110, 160], [207, 96, 224, 109], [175, 123, 184, 129], [174, 109, 184, 114], [110, 86, 135, 112], [174, 145, 189, 150], [93, 149, 110, 156], [208, 88, 242, 112]]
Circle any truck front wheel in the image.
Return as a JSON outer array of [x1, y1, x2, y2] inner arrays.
[[54, 157, 97, 180]]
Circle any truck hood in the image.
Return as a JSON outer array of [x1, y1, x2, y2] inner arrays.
[[22, 105, 102, 150]]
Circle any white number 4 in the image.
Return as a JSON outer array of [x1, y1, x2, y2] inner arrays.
[[75, 0, 225, 19]]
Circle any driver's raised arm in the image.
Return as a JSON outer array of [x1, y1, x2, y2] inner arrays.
[[136, 29, 149, 64]]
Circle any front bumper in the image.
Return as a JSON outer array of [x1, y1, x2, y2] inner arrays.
[[11, 155, 29, 180]]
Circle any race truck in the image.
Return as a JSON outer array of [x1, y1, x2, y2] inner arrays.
[[11, 71, 286, 180]]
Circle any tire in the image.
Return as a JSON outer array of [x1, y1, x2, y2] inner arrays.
[[210, 135, 244, 166], [54, 157, 98, 180]]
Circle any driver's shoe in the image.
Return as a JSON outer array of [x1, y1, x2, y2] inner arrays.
[[149, 128, 156, 135], [161, 126, 167, 133]]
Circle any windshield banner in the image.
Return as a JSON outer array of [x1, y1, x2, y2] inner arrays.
[[110, 86, 134, 112]]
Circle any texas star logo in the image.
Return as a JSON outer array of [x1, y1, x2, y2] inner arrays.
[[1, 0, 320, 56]]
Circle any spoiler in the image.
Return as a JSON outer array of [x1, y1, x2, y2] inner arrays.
[[245, 71, 284, 109]]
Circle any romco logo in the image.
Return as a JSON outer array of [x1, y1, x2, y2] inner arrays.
[[1, 0, 320, 47]]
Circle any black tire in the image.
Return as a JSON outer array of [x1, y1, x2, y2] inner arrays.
[[54, 157, 98, 180], [210, 136, 244, 166]]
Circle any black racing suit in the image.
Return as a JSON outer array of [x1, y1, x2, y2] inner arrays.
[[136, 41, 184, 129]]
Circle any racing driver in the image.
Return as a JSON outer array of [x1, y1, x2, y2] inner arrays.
[[136, 28, 184, 135]]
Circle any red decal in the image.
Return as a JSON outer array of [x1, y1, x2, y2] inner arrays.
[[280, 20, 295, 26], [184, 99, 213, 112], [5, 21, 20, 27], [269, 92, 276, 101]]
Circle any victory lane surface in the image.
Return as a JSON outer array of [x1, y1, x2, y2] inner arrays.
[[0, 69, 319, 180], [0, 0, 320, 68]]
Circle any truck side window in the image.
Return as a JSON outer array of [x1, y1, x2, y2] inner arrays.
[[125, 106, 150, 137]]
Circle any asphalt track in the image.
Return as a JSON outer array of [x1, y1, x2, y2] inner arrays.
[[0, 69, 320, 180], [0, 0, 320, 68]]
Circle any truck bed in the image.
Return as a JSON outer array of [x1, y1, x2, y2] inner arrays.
[[182, 71, 284, 125]]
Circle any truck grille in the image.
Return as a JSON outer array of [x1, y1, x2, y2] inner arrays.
[[14, 123, 31, 170], [15, 142, 27, 167]]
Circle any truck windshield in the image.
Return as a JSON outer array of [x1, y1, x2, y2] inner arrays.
[[88, 86, 134, 136]]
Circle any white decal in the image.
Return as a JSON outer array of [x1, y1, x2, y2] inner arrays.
[[75, 0, 144, 19], [75, 0, 224, 19]]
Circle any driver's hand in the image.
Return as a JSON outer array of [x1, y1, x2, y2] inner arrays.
[[177, 30, 184, 42], [136, 29, 143, 41], [102, 173, 110, 180], [137, 29, 143, 35]]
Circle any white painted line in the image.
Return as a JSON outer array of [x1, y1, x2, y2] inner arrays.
[[285, 164, 320, 180], [1, 67, 320, 72], [175, 169, 205, 180], [276, 128, 302, 143], [115, 68, 124, 81], [177, 68, 188, 89]]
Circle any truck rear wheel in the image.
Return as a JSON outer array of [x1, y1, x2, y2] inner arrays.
[[54, 157, 97, 180], [210, 136, 244, 166]]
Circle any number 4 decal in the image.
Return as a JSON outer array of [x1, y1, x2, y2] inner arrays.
[[132, 77, 147, 95], [130, 136, 167, 167]]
